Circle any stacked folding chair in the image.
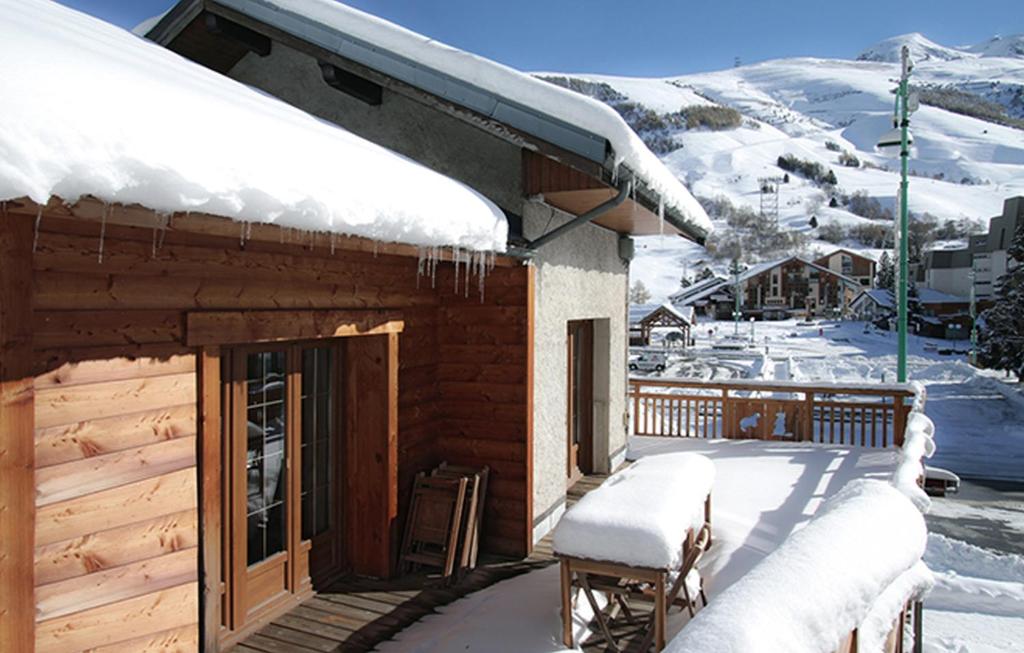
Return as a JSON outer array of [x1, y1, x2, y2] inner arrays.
[[398, 462, 489, 582]]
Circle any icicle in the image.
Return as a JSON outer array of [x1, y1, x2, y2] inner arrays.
[[32, 206, 42, 252], [453, 246, 461, 295], [430, 246, 438, 289], [280, 227, 285, 244], [373, 239, 379, 257], [478, 251, 486, 302], [330, 233, 336, 255], [246, 222, 253, 242], [97, 204, 108, 264], [239, 221, 246, 247]]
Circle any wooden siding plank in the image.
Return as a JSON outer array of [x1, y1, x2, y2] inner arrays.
[[35, 468, 197, 547], [0, 212, 36, 652], [35, 403, 196, 469], [33, 311, 183, 350], [35, 547, 198, 623], [35, 582, 197, 653], [34, 509, 198, 587], [35, 436, 196, 508], [35, 352, 195, 391], [35, 372, 195, 430], [186, 309, 404, 346], [82, 624, 198, 653]]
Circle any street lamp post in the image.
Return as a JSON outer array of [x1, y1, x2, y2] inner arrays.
[[730, 258, 743, 336], [877, 45, 915, 383], [896, 46, 912, 383]]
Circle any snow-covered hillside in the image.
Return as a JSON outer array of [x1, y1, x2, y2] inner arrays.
[[540, 32, 1024, 300]]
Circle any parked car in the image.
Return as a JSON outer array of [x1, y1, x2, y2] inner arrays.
[[629, 352, 667, 372]]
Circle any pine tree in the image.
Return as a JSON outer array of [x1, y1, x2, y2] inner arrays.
[[829, 197, 839, 208], [876, 251, 895, 291], [808, 215, 819, 229], [629, 280, 652, 305], [679, 275, 692, 289], [979, 221, 1024, 378]]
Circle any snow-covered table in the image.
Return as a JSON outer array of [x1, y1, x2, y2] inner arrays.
[[552, 453, 715, 651]]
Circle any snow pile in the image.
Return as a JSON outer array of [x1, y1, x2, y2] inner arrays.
[[667, 479, 932, 653], [922, 534, 1024, 651], [891, 391, 936, 511], [552, 453, 713, 570], [218, 0, 710, 236], [0, 0, 508, 252]]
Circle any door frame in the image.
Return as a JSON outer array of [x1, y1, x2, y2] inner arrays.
[[566, 319, 594, 485], [194, 310, 404, 651]]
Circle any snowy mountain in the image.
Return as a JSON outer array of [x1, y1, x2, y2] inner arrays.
[[963, 33, 1024, 59], [857, 33, 970, 63], [538, 32, 1024, 301]]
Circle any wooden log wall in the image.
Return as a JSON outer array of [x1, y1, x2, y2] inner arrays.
[[17, 205, 532, 650], [435, 265, 532, 558]]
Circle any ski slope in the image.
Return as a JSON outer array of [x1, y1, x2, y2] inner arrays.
[[544, 33, 1024, 300]]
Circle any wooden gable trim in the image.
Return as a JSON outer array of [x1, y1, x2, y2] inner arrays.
[[186, 309, 404, 347]]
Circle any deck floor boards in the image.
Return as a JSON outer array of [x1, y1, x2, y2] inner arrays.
[[231, 470, 615, 652]]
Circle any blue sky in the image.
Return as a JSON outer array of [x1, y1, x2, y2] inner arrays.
[[57, 0, 1021, 76]]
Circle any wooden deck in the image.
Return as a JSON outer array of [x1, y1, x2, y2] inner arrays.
[[231, 473, 611, 653]]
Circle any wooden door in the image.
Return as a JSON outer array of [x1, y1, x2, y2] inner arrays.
[[230, 348, 292, 620], [222, 343, 347, 636], [567, 320, 594, 484]]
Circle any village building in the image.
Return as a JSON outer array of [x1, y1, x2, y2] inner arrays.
[[0, 2, 712, 652], [813, 248, 877, 288], [921, 195, 1023, 301], [671, 256, 862, 320]]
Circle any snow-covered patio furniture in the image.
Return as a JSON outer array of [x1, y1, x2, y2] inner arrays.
[[666, 479, 933, 653], [552, 453, 715, 651]]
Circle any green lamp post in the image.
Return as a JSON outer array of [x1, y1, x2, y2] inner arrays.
[[877, 45, 915, 383]]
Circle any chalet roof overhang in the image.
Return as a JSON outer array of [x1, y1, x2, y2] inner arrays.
[[145, 0, 707, 245]]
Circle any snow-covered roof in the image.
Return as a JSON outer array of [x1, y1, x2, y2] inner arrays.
[[668, 276, 727, 304], [146, 0, 711, 240], [916, 288, 968, 304], [856, 288, 896, 309], [629, 302, 693, 326], [0, 0, 508, 252]]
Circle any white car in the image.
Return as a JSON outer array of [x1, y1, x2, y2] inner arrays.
[[629, 352, 667, 372]]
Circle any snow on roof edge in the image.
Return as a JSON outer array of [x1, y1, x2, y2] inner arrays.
[[204, 0, 712, 238], [0, 0, 508, 253]]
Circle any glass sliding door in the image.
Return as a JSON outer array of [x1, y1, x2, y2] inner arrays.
[[222, 342, 346, 635]]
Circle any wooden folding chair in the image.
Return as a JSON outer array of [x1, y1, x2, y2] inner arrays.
[[432, 462, 489, 579], [398, 473, 468, 579]]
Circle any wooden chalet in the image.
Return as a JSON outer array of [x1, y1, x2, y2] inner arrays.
[[813, 248, 877, 289], [1, 2, 712, 653]]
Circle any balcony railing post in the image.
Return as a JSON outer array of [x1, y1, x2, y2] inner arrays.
[[803, 391, 815, 442], [721, 388, 731, 439]]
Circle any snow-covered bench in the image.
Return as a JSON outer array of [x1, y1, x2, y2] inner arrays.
[[552, 453, 715, 651]]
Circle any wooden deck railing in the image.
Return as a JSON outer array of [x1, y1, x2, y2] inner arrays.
[[629, 378, 916, 448]]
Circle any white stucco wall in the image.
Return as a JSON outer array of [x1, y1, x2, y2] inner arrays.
[[523, 202, 629, 542]]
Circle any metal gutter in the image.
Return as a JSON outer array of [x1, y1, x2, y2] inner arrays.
[[508, 182, 631, 257]]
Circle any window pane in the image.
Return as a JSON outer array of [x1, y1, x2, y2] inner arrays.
[[301, 346, 336, 541], [245, 350, 287, 567]]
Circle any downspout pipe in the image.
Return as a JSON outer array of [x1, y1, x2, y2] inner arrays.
[[523, 181, 631, 252]]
